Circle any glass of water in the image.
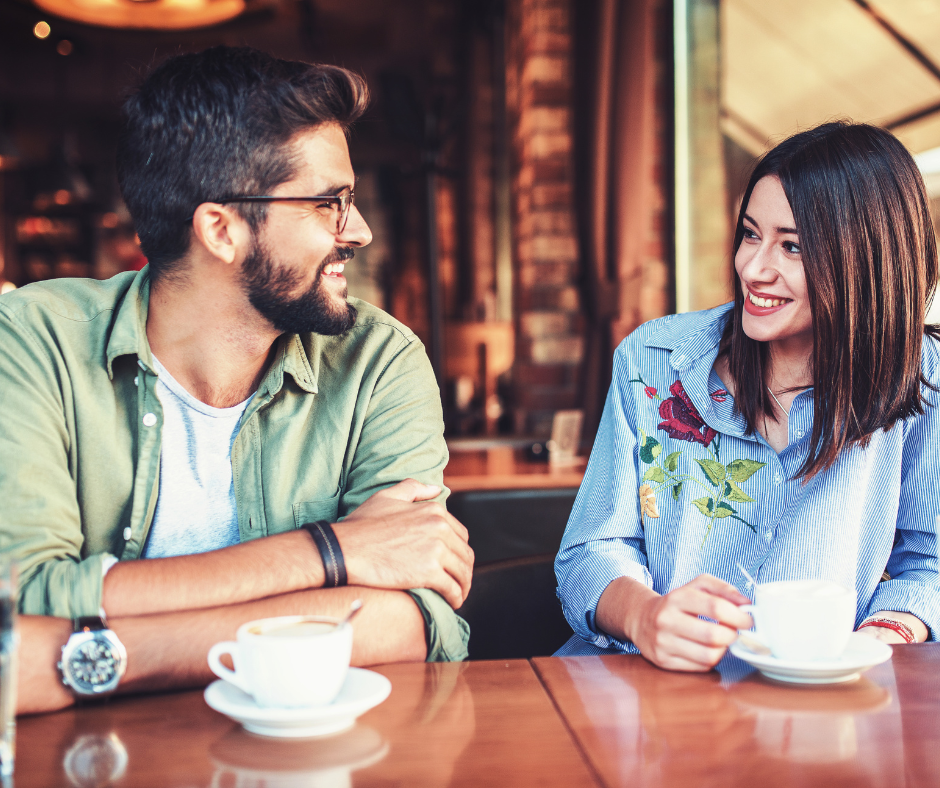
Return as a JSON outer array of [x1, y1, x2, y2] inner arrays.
[[0, 557, 17, 779]]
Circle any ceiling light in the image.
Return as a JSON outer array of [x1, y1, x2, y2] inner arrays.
[[33, 21, 51, 38], [30, 0, 273, 31]]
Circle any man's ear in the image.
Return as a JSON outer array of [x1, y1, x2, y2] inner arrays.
[[190, 203, 253, 266]]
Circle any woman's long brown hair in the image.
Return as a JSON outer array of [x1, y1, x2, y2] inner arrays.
[[722, 121, 939, 480]]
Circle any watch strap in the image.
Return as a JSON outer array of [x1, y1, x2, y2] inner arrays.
[[73, 615, 108, 633]]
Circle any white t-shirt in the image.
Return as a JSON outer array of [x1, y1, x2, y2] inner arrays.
[[141, 356, 254, 559]]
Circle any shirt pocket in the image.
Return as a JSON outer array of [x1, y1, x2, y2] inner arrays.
[[292, 491, 342, 528]]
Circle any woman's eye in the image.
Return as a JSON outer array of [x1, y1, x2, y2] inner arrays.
[[742, 227, 759, 240], [783, 241, 801, 254]]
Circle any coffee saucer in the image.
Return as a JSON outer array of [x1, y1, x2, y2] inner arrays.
[[204, 667, 392, 738], [729, 632, 892, 685]]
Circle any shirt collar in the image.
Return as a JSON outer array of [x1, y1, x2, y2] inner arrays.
[[105, 267, 318, 395], [105, 268, 152, 379], [644, 302, 734, 371], [645, 303, 754, 439]]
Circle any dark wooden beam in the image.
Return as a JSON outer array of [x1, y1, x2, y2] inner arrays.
[[851, 0, 940, 86]]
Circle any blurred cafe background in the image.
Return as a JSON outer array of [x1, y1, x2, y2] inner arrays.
[[1, 0, 940, 443], [1, 2, 940, 646]]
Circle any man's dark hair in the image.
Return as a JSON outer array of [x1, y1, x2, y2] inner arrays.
[[722, 121, 939, 481], [117, 46, 369, 281]]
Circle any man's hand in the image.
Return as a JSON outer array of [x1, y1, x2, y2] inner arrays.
[[336, 479, 474, 609], [597, 574, 752, 672]]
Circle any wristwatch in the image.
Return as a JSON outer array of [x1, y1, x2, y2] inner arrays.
[[57, 616, 127, 697]]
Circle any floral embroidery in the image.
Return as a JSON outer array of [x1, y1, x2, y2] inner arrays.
[[630, 375, 765, 544], [638, 483, 660, 519], [658, 380, 718, 447]]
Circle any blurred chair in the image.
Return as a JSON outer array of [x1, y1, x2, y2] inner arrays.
[[457, 554, 573, 660], [447, 487, 579, 565]]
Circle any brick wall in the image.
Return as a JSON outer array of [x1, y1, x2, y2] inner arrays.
[[507, 0, 584, 436], [506, 0, 674, 438]]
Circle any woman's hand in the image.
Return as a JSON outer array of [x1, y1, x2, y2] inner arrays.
[[597, 574, 753, 672]]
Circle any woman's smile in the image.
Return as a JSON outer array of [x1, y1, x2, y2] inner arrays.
[[743, 286, 793, 315]]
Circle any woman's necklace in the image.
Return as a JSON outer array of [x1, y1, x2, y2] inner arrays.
[[767, 385, 790, 417]]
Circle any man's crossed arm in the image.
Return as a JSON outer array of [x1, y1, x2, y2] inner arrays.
[[17, 479, 474, 715]]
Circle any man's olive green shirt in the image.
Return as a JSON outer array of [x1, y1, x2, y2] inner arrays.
[[0, 269, 468, 661]]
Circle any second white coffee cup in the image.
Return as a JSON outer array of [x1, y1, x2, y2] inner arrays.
[[207, 615, 353, 708], [743, 579, 856, 662]]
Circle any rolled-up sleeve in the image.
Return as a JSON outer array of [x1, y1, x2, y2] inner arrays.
[[555, 343, 651, 651], [0, 305, 107, 618], [406, 588, 470, 662]]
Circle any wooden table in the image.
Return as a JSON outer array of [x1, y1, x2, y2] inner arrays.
[[14, 647, 940, 787], [14, 660, 598, 787], [444, 447, 586, 492], [534, 645, 940, 788]]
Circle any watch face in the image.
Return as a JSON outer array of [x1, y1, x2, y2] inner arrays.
[[67, 638, 119, 693]]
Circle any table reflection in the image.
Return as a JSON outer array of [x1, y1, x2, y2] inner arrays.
[[540, 654, 906, 788], [727, 674, 891, 764], [62, 733, 128, 788], [356, 662, 477, 786], [209, 725, 388, 788]]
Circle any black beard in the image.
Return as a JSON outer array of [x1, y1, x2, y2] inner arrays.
[[241, 238, 357, 336]]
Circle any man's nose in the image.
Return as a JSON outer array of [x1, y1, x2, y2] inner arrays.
[[338, 205, 372, 247]]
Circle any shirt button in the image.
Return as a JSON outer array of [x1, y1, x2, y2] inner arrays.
[[142, 413, 157, 427], [134, 376, 139, 387], [774, 473, 782, 484], [796, 429, 804, 438], [764, 530, 773, 539], [123, 527, 132, 541]]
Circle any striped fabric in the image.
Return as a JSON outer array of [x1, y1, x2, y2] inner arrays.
[[555, 303, 940, 655]]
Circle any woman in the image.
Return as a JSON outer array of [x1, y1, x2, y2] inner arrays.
[[555, 122, 940, 670]]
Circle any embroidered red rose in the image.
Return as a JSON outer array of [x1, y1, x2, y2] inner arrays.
[[710, 389, 728, 403], [658, 380, 717, 447], [644, 386, 657, 399]]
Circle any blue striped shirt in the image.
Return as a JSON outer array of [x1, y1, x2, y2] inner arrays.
[[555, 303, 940, 655]]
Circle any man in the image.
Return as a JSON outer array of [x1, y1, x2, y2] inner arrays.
[[1, 47, 473, 714]]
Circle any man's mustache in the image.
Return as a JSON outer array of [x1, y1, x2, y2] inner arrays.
[[315, 246, 355, 278], [322, 246, 355, 266]]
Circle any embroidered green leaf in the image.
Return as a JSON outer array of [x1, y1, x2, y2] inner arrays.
[[672, 482, 683, 501], [639, 436, 660, 464], [664, 451, 680, 473], [696, 459, 726, 487], [692, 496, 714, 516], [643, 466, 665, 484], [727, 459, 766, 483], [650, 443, 662, 460], [723, 479, 755, 503], [714, 502, 737, 518], [732, 515, 758, 533]]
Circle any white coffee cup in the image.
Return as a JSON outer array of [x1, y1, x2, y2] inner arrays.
[[208, 615, 353, 708], [742, 579, 856, 662]]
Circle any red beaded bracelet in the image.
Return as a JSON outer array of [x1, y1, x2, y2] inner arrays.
[[857, 617, 916, 643]]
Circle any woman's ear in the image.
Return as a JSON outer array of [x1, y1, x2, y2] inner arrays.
[[189, 203, 253, 266]]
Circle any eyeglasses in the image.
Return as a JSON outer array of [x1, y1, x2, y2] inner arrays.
[[215, 184, 356, 235]]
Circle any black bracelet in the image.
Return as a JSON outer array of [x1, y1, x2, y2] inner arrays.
[[301, 520, 348, 588]]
